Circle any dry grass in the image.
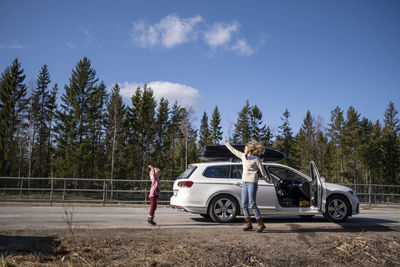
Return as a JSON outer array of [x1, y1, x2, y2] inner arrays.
[[1, 228, 399, 266]]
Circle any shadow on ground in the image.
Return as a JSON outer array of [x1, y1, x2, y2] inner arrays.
[[0, 235, 62, 256], [190, 215, 398, 233]]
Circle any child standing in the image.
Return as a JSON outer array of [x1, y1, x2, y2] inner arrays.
[[147, 165, 161, 226]]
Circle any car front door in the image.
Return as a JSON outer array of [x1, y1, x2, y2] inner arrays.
[[310, 161, 326, 212], [257, 180, 276, 211], [230, 164, 276, 212]]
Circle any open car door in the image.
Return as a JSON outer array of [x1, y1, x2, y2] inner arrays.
[[310, 161, 326, 212]]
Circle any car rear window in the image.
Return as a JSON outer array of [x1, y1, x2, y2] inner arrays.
[[203, 166, 229, 178], [178, 165, 197, 179]]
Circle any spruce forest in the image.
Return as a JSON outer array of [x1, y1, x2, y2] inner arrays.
[[0, 57, 399, 187]]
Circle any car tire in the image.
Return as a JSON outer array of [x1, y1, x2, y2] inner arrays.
[[323, 195, 350, 223], [209, 194, 238, 223]]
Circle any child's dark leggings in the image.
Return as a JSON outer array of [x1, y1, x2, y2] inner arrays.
[[149, 195, 159, 217]]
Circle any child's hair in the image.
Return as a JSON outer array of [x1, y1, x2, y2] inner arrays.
[[246, 140, 265, 156]]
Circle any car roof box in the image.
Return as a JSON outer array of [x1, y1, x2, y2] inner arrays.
[[199, 145, 286, 162]]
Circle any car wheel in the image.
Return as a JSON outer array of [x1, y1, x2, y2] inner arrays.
[[209, 195, 238, 223], [323, 195, 350, 223]]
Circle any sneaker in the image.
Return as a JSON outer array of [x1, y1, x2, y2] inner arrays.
[[147, 216, 157, 226]]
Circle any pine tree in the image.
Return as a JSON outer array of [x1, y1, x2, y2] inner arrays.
[[125, 85, 156, 181], [47, 83, 58, 177], [381, 102, 399, 184], [249, 105, 268, 143], [198, 111, 210, 147], [233, 100, 251, 144], [369, 120, 383, 184], [341, 106, 361, 184], [315, 129, 330, 178], [209, 106, 223, 145], [327, 106, 345, 183], [298, 110, 316, 171], [153, 97, 170, 171], [177, 107, 197, 171], [86, 81, 107, 179], [27, 81, 41, 181], [0, 59, 28, 176], [55, 57, 98, 179], [168, 102, 184, 177], [277, 108, 294, 167], [32, 64, 51, 177], [358, 117, 374, 184], [106, 83, 125, 193], [263, 126, 274, 147]]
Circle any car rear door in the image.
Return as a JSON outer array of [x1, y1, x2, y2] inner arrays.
[[201, 164, 242, 202], [310, 161, 326, 212]]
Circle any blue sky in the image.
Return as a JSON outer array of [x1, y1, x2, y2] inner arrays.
[[1, 0, 399, 138]]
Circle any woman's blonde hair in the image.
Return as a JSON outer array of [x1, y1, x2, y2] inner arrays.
[[246, 140, 265, 156]]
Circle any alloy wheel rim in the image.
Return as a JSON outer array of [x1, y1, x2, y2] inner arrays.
[[327, 199, 347, 220], [213, 198, 235, 221]]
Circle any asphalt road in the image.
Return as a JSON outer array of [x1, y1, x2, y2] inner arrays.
[[1, 204, 400, 232]]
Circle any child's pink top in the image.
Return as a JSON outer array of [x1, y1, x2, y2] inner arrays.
[[149, 167, 161, 197]]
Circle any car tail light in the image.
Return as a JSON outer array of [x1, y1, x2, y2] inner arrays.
[[178, 181, 194, 188]]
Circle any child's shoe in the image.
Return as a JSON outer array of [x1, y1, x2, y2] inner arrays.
[[147, 216, 157, 226]]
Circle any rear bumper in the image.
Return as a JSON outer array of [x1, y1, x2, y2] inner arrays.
[[170, 193, 208, 214], [170, 203, 207, 214], [171, 205, 207, 214]]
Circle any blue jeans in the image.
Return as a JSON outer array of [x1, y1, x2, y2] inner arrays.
[[242, 182, 261, 219]]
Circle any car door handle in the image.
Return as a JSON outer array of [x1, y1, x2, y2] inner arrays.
[[233, 182, 242, 187]]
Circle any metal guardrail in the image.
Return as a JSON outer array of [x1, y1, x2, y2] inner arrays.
[[339, 183, 400, 205], [0, 177, 399, 206], [0, 177, 175, 206]]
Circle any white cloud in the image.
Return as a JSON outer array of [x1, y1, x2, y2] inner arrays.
[[130, 14, 257, 56], [203, 21, 239, 47], [0, 42, 25, 49], [231, 39, 254, 56], [119, 81, 201, 109], [131, 15, 203, 49], [80, 27, 93, 47], [66, 41, 75, 48]]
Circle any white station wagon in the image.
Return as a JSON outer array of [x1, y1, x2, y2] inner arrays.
[[170, 160, 360, 223]]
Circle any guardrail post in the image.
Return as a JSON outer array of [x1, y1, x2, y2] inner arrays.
[[19, 177, 23, 199], [102, 180, 106, 207], [63, 179, 66, 200], [368, 184, 372, 206], [50, 178, 54, 207]]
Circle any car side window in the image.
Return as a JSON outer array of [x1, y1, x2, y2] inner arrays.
[[230, 165, 242, 179], [203, 166, 230, 178], [268, 166, 303, 181]]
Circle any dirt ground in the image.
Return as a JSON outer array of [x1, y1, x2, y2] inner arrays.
[[1, 225, 400, 267]]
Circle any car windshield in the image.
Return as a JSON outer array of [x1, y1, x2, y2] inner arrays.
[[178, 165, 197, 179]]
